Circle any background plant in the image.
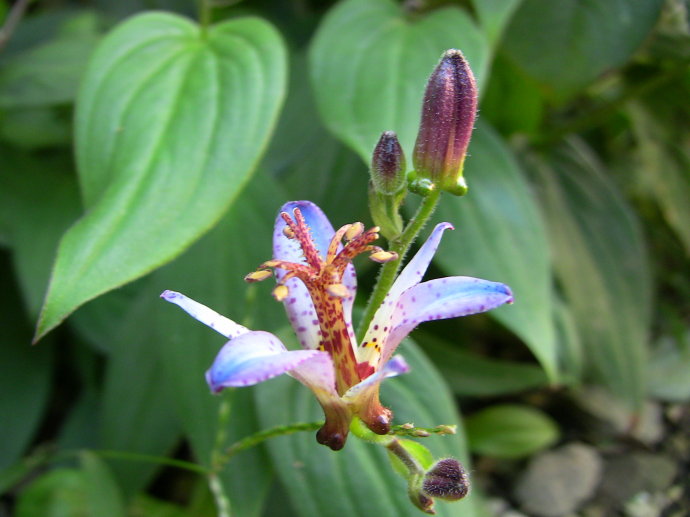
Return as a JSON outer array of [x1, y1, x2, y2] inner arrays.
[[1, 0, 688, 516]]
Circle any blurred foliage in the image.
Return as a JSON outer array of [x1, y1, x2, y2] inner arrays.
[[1, 0, 689, 516]]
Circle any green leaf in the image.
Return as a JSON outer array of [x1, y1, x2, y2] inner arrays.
[[79, 451, 128, 517], [502, 0, 664, 97], [15, 469, 89, 517], [35, 12, 287, 340], [256, 340, 478, 517], [0, 12, 101, 108], [0, 268, 53, 470], [465, 404, 559, 459], [309, 0, 489, 161], [628, 100, 690, 256], [14, 454, 126, 517], [471, 0, 523, 48], [262, 52, 370, 224], [434, 122, 557, 381], [99, 293, 180, 495], [418, 333, 548, 397], [533, 138, 652, 408]]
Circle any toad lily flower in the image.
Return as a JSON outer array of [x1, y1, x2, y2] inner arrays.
[[161, 201, 512, 450]]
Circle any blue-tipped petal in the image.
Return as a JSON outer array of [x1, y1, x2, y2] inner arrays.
[[161, 290, 249, 339], [205, 330, 324, 392], [382, 277, 513, 364]]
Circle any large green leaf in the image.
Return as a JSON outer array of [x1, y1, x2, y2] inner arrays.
[[0, 266, 53, 470], [256, 341, 478, 517], [533, 138, 652, 408], [434, 122, 557, 380], [502, 0, 664, 97], [35, 12, 287, 340], [309, 0, 489, 161], [99, 293, 180, 496]]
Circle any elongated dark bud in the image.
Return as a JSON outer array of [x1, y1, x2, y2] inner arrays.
[[410, 49, 478, 196]]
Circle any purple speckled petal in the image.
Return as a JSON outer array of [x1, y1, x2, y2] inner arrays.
[[205, 330, 324, 392], [273, 201, 334, 349], [160, 290, 248, 339], [356, 223, 453, 367], [381, 277, 513, 364], [272, 201, 357, 349], [342, 355, 409, 403]]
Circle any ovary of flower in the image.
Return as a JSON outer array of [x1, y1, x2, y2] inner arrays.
[[161, 201, 513, 450]]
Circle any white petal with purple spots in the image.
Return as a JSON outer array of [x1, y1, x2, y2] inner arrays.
[[160, 290, 249, 339]]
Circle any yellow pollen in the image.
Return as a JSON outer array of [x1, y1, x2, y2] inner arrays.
[[244, 269, 273, 283], [272, 284, 289, 302], [282, 226, 295, 239], [345, 222, 364, 241], [326, 283, 350, 299], [369, 250, 399, 263]]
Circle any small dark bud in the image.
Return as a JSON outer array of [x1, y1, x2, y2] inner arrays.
[[371, 131, 407, 195], [411, 49, 477, 196], [422, 458, 470, 501]]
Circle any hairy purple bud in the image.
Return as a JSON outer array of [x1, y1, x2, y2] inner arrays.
[[410, 49, 477, 196], [371, 131, 407, 195], [422, 458, 470, 501]]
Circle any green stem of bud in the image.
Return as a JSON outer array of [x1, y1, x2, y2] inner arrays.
[[357, 187, 441, 340]]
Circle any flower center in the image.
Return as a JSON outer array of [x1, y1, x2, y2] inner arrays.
[[246, 208, 396, 395]]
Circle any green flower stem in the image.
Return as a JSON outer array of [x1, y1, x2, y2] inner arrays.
[[357, 188, 441, 340], [209, 393, 235, 516], [209, 473, 232, 517], [213, 421, 323, 470]]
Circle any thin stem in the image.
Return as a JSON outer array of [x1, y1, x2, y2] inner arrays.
[[94, 450, 209, 474], [357, 188, 441, 340], [215, 421, 323, 468], [208, 392, 234, 516], [198, 0, 212, 31], [209, 473, 232, 517], [0, 0, 33, 51]]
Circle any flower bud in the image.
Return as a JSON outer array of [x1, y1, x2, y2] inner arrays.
[[410, 49, 477, 196], [422, 458, 470, 501], [371, 131, 407, 195]]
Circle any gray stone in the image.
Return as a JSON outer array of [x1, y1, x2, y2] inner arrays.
[[599, 452, 677, 505], [513, 443, 603, 517]]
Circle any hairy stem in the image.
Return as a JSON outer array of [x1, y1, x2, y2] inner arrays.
[[357, 188, 441, 340]]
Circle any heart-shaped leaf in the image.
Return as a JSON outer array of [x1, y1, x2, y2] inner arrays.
[[502, 0, 664, 97], [35, 12, 287, 340], [309, 0, 489, 161]]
